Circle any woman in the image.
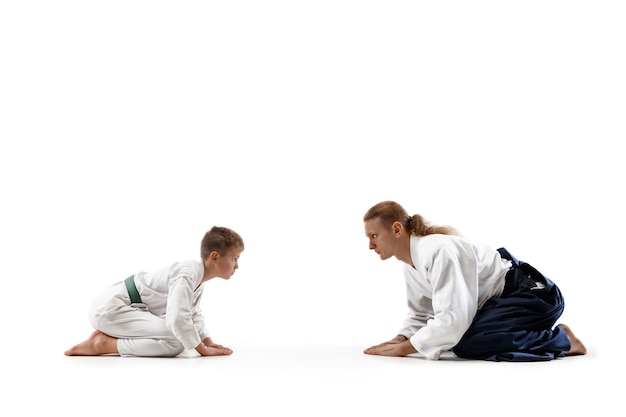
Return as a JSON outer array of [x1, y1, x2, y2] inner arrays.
[[362, 201, 586, 361]]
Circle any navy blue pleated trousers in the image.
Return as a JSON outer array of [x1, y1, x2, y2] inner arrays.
[[451, 248, 571, 362]]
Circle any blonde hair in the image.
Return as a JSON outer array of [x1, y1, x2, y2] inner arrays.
[[363, 201, 457, 237]]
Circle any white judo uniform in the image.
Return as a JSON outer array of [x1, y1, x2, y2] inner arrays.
[[88, 260, 210, 357], [399, 234, 512, 360]]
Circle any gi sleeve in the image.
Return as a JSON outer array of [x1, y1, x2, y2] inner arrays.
[[398, 266, 433, 339], [166, 275, 203, 350], [409, 245, 479, 360], [191, 293, 210, 341]]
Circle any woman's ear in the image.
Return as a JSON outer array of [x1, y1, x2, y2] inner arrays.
[[392, 221, 404, 236]]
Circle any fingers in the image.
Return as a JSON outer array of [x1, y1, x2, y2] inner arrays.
[[200, 345, 233, 356], [364, 343, 393, 355], [364, 345, 394, 356], [364, 340, 416, 357], [365, 342, 387, 351], [363, 341, 394, 354], [214, 346, 233, 355]]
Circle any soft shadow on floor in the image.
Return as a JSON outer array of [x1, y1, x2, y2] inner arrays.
[[5, 341, 613, 417]]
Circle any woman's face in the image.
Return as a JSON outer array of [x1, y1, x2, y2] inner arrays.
[[364, 217, 398, 261]]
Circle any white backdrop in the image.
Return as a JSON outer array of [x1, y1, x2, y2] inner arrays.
[[1, 1, 624, 414]]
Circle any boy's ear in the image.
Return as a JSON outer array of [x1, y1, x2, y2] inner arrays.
[[209, 250, 220, 263]]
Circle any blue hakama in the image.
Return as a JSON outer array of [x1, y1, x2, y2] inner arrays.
[[452, 248, 571, 361]]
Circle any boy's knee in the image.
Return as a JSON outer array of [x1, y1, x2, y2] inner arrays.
[[159, 339, 185, 357]]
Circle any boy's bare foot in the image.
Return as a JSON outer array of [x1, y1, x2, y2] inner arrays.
[[64, 330, 119, 356], [558, 323, 587, 356]]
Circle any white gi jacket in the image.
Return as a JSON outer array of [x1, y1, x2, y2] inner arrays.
[[133, 260, 209, 350], [400, 234, 512, 360]]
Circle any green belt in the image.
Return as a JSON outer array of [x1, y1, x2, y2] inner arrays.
[[124, 275, 142, 304]]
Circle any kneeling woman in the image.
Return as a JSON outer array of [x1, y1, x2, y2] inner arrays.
[[362, 201, 586, 361]]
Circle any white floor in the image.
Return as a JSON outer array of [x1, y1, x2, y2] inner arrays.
[[3, 333, 618, 417]]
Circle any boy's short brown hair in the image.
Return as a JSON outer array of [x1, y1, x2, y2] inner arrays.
[[200, 226, 244, 260]]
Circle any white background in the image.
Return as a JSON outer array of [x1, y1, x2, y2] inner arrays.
[[1, 1, 624, 415]]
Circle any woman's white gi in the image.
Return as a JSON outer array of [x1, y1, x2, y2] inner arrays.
[[400, 234, 512, 360]]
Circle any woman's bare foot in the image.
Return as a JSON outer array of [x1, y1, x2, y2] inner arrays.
[[64, 330, 119, 356], [558, 323, 587, 356]]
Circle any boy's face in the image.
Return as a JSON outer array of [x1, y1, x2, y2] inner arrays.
[[216, 247, 243, 279]]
